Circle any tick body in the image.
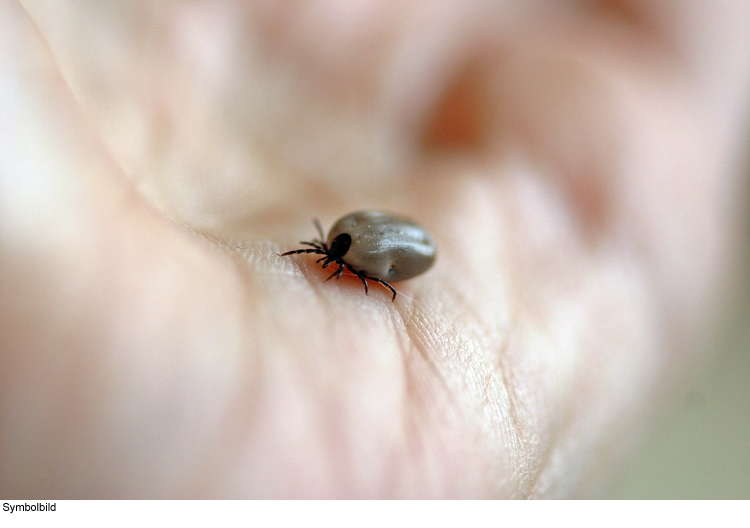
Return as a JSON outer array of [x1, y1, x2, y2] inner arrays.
[[280, 211, 436, 301]]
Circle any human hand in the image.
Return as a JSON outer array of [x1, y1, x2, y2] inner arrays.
[[2, 0, 749, 497]]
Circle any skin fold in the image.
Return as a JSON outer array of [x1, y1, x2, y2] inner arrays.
[[1, 0, 749, 498]]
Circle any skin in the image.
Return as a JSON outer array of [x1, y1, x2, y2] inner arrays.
[[1, 0, 749, 498]]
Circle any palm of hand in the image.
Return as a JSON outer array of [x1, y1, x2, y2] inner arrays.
[[2, 1, 748, 497]]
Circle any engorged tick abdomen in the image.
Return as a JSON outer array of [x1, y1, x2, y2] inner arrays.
[[325, 211, 436, 282]]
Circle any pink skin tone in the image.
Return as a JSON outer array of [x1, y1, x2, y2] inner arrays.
[[1, 0, 749, 497]]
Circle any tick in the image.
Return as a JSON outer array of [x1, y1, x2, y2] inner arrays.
[[280, 211, 436, 301]]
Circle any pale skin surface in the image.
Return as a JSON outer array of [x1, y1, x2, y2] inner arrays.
[[1, 0, 749, 498]]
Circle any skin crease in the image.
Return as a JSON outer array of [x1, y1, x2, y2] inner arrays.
[[1, 0, 749, 498]]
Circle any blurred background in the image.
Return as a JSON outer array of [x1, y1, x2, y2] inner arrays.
[[611, 180, 750, 499]]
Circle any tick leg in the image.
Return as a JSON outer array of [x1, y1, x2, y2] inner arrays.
[[325, 263, 345, 282], [347, 265, 369, 295], [370, 277, 397, 302], [313, 218, 326, 241], [300, 241, 323, 250], [359, 275, 370, 295], [306, 240, 328, 251], [280, 248, 324, 256]]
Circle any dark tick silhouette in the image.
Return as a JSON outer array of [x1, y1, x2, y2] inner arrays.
[[280, 211, 436, 301]]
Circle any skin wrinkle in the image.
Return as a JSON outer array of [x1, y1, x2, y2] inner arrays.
[[390, 302, 445, 496], [380, 321, 421, 495], [513, 305, 579, 497], [449, 291, 526, 496], [492, 334, 530, 496], [400, 300, 468, 495], [526, 341, 581, 498], [513, 285, 589, 497], [405, 286, 523, 496], [387, 313, 415, 497], [484, 38, 692, 496], [490, 170, 610, 497], [492, 196, 557, 497], [483, 277, 528, 483]]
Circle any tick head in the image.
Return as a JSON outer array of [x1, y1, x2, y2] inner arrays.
[[328, 233, 352, 260]]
